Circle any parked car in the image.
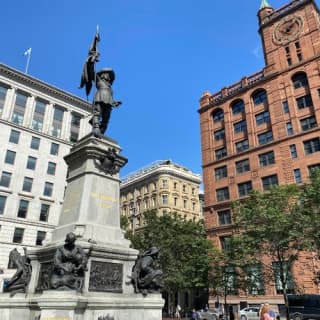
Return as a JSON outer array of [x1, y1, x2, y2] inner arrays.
[[198, 310, 223, 320], [239, 307, 260, 320], [239, 306, 279, 320]]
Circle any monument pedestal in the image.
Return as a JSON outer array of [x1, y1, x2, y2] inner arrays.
[[34, 291, 163, 320], [0, 134, 164, 319], [0, 293, 34, 320], [35, 290, 87, 320], [50, 134, 130, 246]]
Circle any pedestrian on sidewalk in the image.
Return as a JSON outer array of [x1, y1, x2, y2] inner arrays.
[[191, 308, 200, 320], [260, 304, 272, 320], [229, 306, 234, 320], [175, 304, 181, 319]]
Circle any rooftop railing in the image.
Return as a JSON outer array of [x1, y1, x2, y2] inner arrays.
[[261, 0, 306, 25], [209, 69, 265, 104]]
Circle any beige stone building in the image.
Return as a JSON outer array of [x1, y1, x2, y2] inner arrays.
[[0, 63, 91, 272], [120, 160, 202, 231]]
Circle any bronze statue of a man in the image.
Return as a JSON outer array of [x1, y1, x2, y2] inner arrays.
[[91, 68, 122, 135], [80, 31, 122, 137]]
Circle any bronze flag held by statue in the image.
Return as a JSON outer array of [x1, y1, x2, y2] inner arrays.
[[79, 27, 122, 137], [79, 27, 100, 98]]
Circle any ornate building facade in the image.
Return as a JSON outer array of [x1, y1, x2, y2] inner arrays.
[[120, 160, 202, 231], [0, 63, 91, 271], [199, 0, 320, 312]]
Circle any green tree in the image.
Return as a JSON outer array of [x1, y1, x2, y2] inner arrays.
[[125, 210, 212, 303], [209, 236, 261, 319], [232, 185, 305, 320], [302, 169, 320, 253], [120, 214, 130, 230], [209, 246, 242, 319]]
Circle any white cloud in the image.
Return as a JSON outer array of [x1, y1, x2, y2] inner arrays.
[[252, 46, 261, 58]]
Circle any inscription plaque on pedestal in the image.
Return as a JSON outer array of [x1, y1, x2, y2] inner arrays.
[[89, 261, 123, 292]]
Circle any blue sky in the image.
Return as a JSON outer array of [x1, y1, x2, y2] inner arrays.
[[1, 0, 307, 178]]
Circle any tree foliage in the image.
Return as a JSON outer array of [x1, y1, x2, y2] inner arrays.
[[232, 184, 306, 320], [125, 210, 213, 293], [301, 169, 320, 252], [120, 214, 130, 230], [208, 245, 241, 318]]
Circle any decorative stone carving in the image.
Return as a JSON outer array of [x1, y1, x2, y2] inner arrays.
[[94, 147, 128, 175], [36, 262, 54, 292], [89, 261, 123, 292]]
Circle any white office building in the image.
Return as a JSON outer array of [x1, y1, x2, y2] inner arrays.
[[0, 63, 92, 270]]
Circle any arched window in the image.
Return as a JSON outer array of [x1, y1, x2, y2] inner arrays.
[[212, 108, 224, 123], [231, 99, 245, 115], [292, 72, 308, 89], [252, 89, 267, 106]]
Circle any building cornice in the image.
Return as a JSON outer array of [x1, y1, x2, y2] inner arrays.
[[121, 165, 201, 189], [199, 53, 320, 114], [0, 63, 91, 111]]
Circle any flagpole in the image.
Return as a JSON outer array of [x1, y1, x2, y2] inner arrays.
[[25, 49, 32, 74]]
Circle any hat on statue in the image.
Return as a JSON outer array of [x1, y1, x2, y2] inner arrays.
[[96, 68, 115, 83], [144, 247, 160, 256]]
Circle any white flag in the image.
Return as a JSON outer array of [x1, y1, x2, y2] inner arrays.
[[23, 48, 32, 56]]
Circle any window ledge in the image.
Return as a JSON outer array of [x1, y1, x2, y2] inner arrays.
[[0, 187, 13, 194], [39, 196, 55, 203], [18, 192, 35, 199]]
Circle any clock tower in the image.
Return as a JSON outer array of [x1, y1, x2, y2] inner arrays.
[[199, 0, 320, 310], [258, 0, 320, 73]]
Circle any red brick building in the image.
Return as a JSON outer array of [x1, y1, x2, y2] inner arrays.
[[199, 0, 320, 311]]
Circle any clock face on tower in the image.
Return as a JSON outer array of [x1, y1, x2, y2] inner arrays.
[[273, 14, 304, 45]]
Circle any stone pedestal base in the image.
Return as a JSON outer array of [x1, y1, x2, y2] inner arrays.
[[0, 293, 34, 320], [0, 291, 164, 320], [36, 290, 86, 320]]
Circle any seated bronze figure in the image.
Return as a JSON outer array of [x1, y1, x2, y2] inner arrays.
[[50, 232, 88, 291], [131, 246, 163, 296]]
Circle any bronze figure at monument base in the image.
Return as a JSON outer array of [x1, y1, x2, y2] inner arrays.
[[130, 246, 164, 296], [4, 247, 32, 296], [50, 232, 88, 291]]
